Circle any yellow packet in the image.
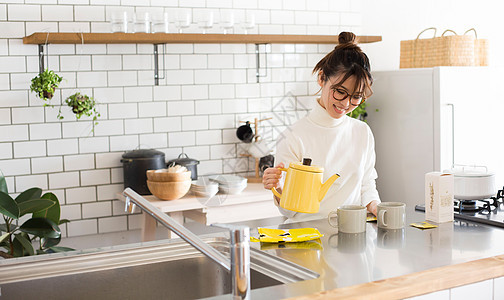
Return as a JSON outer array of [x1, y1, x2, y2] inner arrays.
[[410, 221, 438, 229], [259, 239, 323, 250], [250, 227, 323, 243], [367, 215, 377, 222]]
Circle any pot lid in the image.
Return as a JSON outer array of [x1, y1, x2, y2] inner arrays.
[[167, 153, 200, 166], [445, 168, 494, 177], [122, 149, 165, 159], [289, 162, 324, 173]]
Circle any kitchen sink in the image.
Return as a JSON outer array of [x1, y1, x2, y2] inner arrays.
[[0, 237, 318, 299]]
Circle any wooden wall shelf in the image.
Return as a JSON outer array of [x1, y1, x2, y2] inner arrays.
[[25, 32, 382, 85], [23, 32, 382, 45]]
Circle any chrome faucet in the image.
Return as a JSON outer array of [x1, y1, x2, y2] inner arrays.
[[123, 188, 250, 300]]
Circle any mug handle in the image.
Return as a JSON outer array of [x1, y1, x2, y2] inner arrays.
[[328, 211, 338, 228], [379, 209, 387, 227]]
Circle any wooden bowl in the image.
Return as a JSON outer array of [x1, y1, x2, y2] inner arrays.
[[146, 169, 192, 182], [147, 179, 191, 200]]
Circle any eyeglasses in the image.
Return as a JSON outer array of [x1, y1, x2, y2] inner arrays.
[[331, 87, 365, 106]]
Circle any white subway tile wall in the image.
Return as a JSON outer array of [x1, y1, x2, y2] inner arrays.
[[0, 0, 360, 237]]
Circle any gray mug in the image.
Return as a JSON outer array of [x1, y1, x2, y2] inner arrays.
[[377, 202, 406, 229], [328, 205, 367, 233]]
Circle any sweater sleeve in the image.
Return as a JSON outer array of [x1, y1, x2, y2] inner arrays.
[[360, 126, 381, 207], [273, 128, 303, 218]]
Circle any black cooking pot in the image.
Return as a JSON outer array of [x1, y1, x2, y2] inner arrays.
[[121, 149, 166, 195], [167, 153, 199, 180]]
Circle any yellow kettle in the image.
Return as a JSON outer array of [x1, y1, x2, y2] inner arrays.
[[272, 158, 340, 213]]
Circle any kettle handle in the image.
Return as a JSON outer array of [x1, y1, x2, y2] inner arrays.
[[271, 187, 282, 199], [271, 167, 287, 198]]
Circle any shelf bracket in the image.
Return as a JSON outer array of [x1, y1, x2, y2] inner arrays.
[[255, 43, 269, 83], [38, 44, 48, 74], [153, 44, 166, 86]]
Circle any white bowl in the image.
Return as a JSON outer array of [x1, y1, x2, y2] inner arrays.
[[193, 189, 219, 198], [219, 184, 247, 195], [209, 175, 247, 187], [191, 177, 219, 192]]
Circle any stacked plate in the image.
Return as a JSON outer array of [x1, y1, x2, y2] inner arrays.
[[209, 175, 248, 195], [190, 177, 219, 198]]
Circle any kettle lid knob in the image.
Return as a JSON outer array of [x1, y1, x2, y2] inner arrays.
[[302, 158, 312, 166]]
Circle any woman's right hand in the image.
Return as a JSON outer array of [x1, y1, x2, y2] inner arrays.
[[262, 163, 284, 189], [263, 163, 284, 204]]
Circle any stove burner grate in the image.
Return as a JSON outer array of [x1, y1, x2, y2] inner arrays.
[[455, 186, 504, 213]]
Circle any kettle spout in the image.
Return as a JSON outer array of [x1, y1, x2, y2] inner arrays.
[[319, 173, 340, 202]]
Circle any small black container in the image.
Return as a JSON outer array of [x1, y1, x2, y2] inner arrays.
[[167, 153, 200, 181], [121, 149, 166, 195]]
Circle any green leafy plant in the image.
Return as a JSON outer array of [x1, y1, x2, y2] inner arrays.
[[0, 170, 72, 258], [29, 69, 63, 105], [348, 102, 368, 121], [58, 92, 100, 125]]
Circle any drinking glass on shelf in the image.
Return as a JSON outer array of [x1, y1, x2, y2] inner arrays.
[[220, 10, 234, 34], [240, 13, 255, 34], [175, 9, 191, 33], [197, 10, 214, 34], [152, 12, 169, 33], [110, 11, 128, 33], [134, 12, 151, 33]]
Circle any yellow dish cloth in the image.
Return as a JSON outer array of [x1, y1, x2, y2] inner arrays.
[[250, 227, 323, 243]]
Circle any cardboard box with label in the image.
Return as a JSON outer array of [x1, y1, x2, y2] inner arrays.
[[425, 172, 454, 223]]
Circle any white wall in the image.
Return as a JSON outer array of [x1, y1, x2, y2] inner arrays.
[[360, 0, 504, 70], [0, 0, 363, 237]]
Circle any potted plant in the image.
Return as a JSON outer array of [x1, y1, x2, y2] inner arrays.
[[57, 92, 100, 126], [348, 102, 368, 121], [29, 69, 63, 105], [0, 170, 72, 258]]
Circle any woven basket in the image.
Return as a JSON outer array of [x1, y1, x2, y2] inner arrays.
[[465, 28, 489, 66], [400, 28, 478, 68]]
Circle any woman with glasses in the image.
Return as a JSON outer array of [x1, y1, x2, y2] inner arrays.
[[262, 32, 381, 221]]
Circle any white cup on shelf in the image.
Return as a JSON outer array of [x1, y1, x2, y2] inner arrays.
[[175, 8, 191, 33], [196, 9, 214, 34], [110, 11, 128, 33], [240, 12, 255, 34], [220, 10, 235, 34], [134, 12, 151, 33], [151, 12, 169, 33]]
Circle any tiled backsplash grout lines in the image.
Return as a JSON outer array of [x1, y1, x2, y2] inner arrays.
[[0, 0, 360, 237]]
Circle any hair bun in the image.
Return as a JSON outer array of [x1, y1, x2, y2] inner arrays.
[[338, 32, 357, 45]]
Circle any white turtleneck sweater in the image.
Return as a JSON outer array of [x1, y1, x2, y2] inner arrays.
[[274, 101, 381, 222]]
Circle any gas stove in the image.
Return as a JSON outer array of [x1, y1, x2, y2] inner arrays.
[[415, 187, 504, 228]]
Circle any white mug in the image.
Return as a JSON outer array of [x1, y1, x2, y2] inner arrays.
[[328, 205, 367, 233], [377, 202, 406, 229]]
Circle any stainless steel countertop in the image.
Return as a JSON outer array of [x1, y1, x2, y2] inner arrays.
[[208, 209, 504, 299], [3, 208, 504, 299]]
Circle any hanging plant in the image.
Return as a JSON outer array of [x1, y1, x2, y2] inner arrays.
[[58, 92, 100, 126], [29, 69, 63, 105]]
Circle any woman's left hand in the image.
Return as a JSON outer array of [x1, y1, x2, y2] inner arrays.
[[366, 200, 379, 216]]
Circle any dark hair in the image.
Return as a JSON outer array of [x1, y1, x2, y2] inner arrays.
[[313, 32, 373, 98]]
